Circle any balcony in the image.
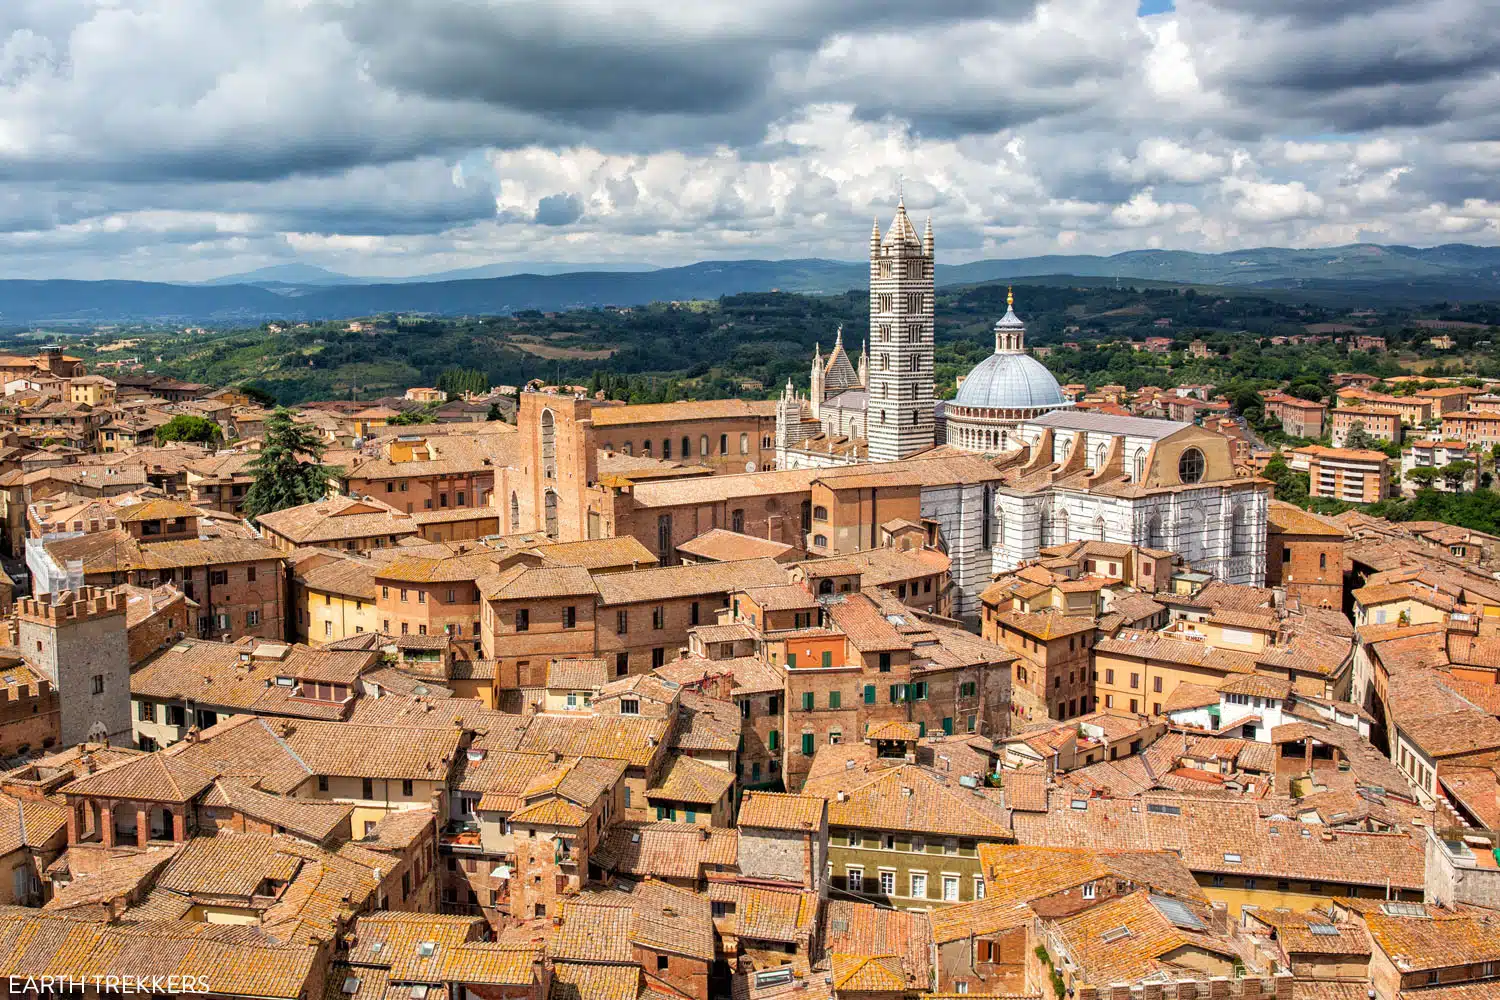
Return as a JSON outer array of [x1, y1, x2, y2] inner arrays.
[[440, 820, 483, 851]]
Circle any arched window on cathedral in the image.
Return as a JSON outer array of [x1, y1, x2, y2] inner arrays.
[[1095, 444, 1107, 470], [881, 354, 890, 371], [509, 492, 519, 533], [540, 409, 556, 480], [544, 490, 559, 539], [1133, 448, 1147, 482], [1053, 509, 1069, 546], [1229, 505, 1247, 556], [1094, 516, 1107, 542]]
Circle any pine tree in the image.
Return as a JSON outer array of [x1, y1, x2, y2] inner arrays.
[[243, 409, 341, 520]]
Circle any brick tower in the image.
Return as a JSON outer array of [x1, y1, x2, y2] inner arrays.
[[15, 587, 131, 747], [866, 201, 935, 462]]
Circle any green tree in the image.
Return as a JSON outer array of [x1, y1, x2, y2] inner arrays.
[[486, 402, 505, 421], [1405, 467, 1442, 490], [155, 414, 223, 448], [1263, 453, 1309, 505], [239, 384, 278, 408], [1342, 421, 1377, 451], [242, 409, 340, 520], [1441, 460, 1476, 492]]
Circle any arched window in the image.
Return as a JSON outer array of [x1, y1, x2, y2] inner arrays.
[[1229, 505, 1247, 556], [642, 440, 652, 457], [800, 500, 812, 532], [509, 492, 520, 532], [662, 439, 671, 460], [540, 409, 556, 480], [740, 433, 750, 455], [623, 441, 632, 456], [1133, 448, 1147, 482], [819, 577, 834, 594], [1147, 514, 1165, 550], [813, 506, 829, 521], [544, 490, 559, 539], [1319, 552, 1327, 569], [1178, 447, 1205, 485], [681, 436, 691, 458], [1053, 509, 1069, 545], [1095, 444, 1107, 470], [700, 434, 709, 457], [813, 535, 829, 548], [1094, 516, 1107, 542], [732, 509, 745, 533]]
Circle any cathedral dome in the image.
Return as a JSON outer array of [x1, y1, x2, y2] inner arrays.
[[953, 352, 1066, 409]]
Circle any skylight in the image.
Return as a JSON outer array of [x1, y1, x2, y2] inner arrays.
[[1223, 852, 1241, 863], [1100, 926, 1132, 943]]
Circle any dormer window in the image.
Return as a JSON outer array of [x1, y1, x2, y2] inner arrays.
[[620, 699, 640, 716]]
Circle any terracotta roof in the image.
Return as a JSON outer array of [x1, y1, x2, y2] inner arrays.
[[736, 792, 824, 831], [0, 908, 321, 998], [1365, 908, 1500, 973], [1050, 890, 1238, 986], [806, 760, 1011, 840], [201, 778, 352, 842], [593, 558, 787, 606], [821, 899, 931, 988], [552, 963, 641, 1000], [44, 529, 283, 573], [547, 658, 610, 690], [677, 529, 794, 563], [592, 822, 738, 880], [646, 755, 735, 805], [516, 715, 669, 768], [60, 753, 216, 803], [670, 691, 741, 752]]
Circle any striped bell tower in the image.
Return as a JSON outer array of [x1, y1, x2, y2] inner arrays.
[[866, 200, 935, 463]]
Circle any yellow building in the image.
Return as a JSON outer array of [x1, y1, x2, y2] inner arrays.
[[68, 375, 116, 407], [293, 556, 379, 645]]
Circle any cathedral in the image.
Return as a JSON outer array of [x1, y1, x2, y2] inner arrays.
[[771, 204, 1270, 588]]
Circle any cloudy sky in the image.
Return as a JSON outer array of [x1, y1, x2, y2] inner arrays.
[[0, 0, 1497, 280]]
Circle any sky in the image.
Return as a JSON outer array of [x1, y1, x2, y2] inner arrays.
[[0, 0, 1497, 280]]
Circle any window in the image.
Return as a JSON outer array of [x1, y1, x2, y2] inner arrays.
[[879, 652, 891, 672], [910, 873, 927, 898], [690, 601, 699, 626], [324, 621, 333, 638], [802, 692, 814, 711], [1082, 881, 1096, 900], [246, 609, 260, 627], [652, 605, 665, 629], [318, 775, 329, 792], [620, 698, 640, 715], [616, 610, 628, 634], [829, 690, 841, 708], [732, 508, 745, 533], [768, 729, 779, 751], [90, 674, 104, 695], [516, 609, 529, 631], [1319, 552, 1327, 569], [880, 870, 895, 895], [417, 591, 426, 604], [615, 652, 629, 676], [1130, 672, 1139, 689], [209, 569, 228, 585], [847, 868, 864, 893], [1177, 447, 1205, 484], [863, 684, 875, 704], [1282, 548, 1292, 564], [974, 877, 985, 900], [801, 732, 815, 755], [812, 505, 829, 521], [137, 701, 155, 723], [247, 566, 256, 582], [942, 875, 959, 901], [563, 605, 576, 629], [700, 434, 710, 457], [719, 433, 728, 455], [740, 432, 749, 455], [362, 778, 374, 799], [401, 779, 413, 797]]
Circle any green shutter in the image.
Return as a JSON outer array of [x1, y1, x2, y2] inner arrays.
[[829, 691, 841, 708], [943, 717, 954, 735], [802, 732, 815, 756], [918, 721, 926, 737], [863, 685, 875, 704], [685, 809, 696, 823], [787, 652, 797, 667], [802, 692, 814, 711], [768, 729, 779, 751], [821, 650, 832, 667], [889, 684, 899, 703]]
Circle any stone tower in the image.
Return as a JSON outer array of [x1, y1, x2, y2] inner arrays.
[[16, 587, 131, 747], [512, 391, 599, 541], [866, 202, 935, 463]]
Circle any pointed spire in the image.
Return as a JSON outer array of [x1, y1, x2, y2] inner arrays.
[[834, 324, 843, 348], [923, 215, 934, 255]]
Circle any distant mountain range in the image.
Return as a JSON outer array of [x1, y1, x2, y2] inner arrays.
[[6, 243, 1500, 324]]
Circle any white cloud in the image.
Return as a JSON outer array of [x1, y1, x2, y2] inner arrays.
[[0, 0, 1490, 278]]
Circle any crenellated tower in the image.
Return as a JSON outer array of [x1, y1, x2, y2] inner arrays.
[[866, 201, 935, 462]]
